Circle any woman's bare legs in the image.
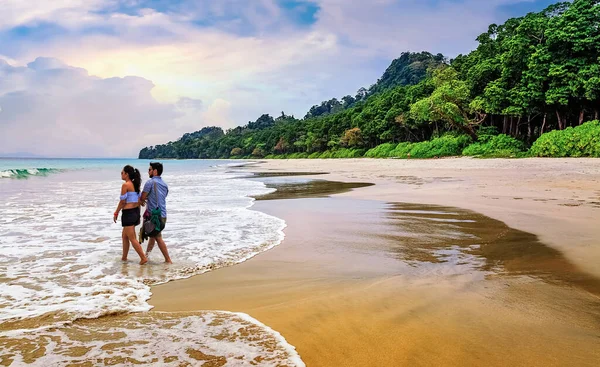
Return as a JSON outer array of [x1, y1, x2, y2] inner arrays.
[[124, 226, 147, 264], [121, 230, 130, 261]]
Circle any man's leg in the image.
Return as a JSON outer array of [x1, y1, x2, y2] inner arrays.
[[155, 234, 172, 263], [145, 237, 155, 256], [155, 218, 171, 263]]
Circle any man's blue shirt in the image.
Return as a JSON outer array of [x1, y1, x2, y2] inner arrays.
[[143, 176, 168, 217]]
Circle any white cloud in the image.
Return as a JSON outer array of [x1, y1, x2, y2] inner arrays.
[[0, 0, 110, 30], [0, 57, 204, 157], [0, 0, 549, 157], [312, 0, 530, 58], [176, 97, 203, 110], [201, 99, 234, 128], [9, 20, 343, 127]]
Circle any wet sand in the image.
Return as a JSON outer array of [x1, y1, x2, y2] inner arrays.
[[243, 158, 600, 278], [152, 160, 600, 366]]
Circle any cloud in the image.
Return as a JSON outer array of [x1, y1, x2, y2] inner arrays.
[[10, 19, 342, 128], [202, 99, 234, 127], [0, 0, 108, 30], [176, 97, 203, 110], [311, 0, 543, 58], [0, 57, 205, 157], [0, 0, 557, 157]]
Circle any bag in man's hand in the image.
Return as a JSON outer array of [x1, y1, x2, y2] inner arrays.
[[143, 207, 162, 237]]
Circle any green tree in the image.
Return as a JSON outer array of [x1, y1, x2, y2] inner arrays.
[[410, 66, 481, 140], [273, 137, 290, 154], [340, 127, 364, 147]]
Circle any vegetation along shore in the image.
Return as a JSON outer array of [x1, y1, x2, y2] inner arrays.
[[139, 0, 600, 161]]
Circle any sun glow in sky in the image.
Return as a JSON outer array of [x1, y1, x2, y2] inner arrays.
[[0, 0, 555, 157]]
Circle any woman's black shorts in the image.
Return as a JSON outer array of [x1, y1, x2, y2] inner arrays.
[[121, 207, 141, 227]]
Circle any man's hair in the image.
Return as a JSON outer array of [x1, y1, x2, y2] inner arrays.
[[150, 162, 164, 176]]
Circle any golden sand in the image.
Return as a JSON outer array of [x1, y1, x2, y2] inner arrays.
[[151, 160, 600, 367]]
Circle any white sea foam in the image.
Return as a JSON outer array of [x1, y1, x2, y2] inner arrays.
[[0, 165, 285, 325], [1, 311, 305, 367]]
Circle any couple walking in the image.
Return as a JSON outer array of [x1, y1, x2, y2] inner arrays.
[[113, 162, 172, 264]]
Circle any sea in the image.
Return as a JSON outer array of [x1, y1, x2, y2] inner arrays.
[[0, 158, 304, 366]]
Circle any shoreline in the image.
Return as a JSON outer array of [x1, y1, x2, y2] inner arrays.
[[151, 158, 600, 366]]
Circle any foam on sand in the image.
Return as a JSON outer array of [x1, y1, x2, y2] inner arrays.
[[1, 311, 305, 366]]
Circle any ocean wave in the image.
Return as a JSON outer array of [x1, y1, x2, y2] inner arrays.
[[0, 168, 61, 179]]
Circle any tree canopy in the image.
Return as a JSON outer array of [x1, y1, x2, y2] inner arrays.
[[139, 0, 600, 160]]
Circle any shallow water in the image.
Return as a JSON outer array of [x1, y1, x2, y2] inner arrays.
[[382, 202, 600, 295], [0, 160, 288, 327], [0, 160, 308, 365]]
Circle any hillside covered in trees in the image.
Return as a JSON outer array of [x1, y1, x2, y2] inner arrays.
[[139, 0, 600, 160]]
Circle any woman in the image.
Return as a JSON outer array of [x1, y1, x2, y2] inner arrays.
[[114, 165, 148, 264]]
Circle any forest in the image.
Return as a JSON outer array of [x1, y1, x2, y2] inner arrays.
[[139, 0, 600, 160]]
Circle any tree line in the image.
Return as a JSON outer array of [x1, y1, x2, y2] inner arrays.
[[139, 0, 600, 160]]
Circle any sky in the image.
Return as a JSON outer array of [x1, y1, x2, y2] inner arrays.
[[0, 0, 558, 157]]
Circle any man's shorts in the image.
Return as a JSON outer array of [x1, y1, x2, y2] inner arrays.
[[150, 217, 167, 238]]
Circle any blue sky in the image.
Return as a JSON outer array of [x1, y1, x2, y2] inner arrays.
[[0, 0, 559, 157], [498, 0, 562, 16]]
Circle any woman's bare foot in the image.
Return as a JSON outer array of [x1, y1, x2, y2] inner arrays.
[[165, 260, 172, 264], [139, 257, 148, 265], [121, 257, 128, 261]]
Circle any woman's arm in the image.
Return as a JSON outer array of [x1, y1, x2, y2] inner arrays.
[[113, 183, 128, 223], [139, 191, 148, 206], [139, 178, 152, 206]]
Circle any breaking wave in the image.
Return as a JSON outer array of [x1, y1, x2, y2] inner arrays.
[[0, 168, 62, 179]]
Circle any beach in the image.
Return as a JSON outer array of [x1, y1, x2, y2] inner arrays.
[[151, 157, 600, 366], [0, 159, 299, 366]]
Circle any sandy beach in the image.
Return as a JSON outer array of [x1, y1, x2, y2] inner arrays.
[[151, 158, 600, 366]]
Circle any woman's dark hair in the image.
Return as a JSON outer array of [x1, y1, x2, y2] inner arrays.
[[123, 165, 142, 193], [150, 162, 163, 176]]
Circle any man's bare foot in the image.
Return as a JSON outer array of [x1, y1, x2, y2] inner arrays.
[[121, 257, 128, 261], [165, 260, 172, 264], [140, 257, 148, 265]]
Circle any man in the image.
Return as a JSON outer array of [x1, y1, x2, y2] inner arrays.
[[140, 162, 172, 263]]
